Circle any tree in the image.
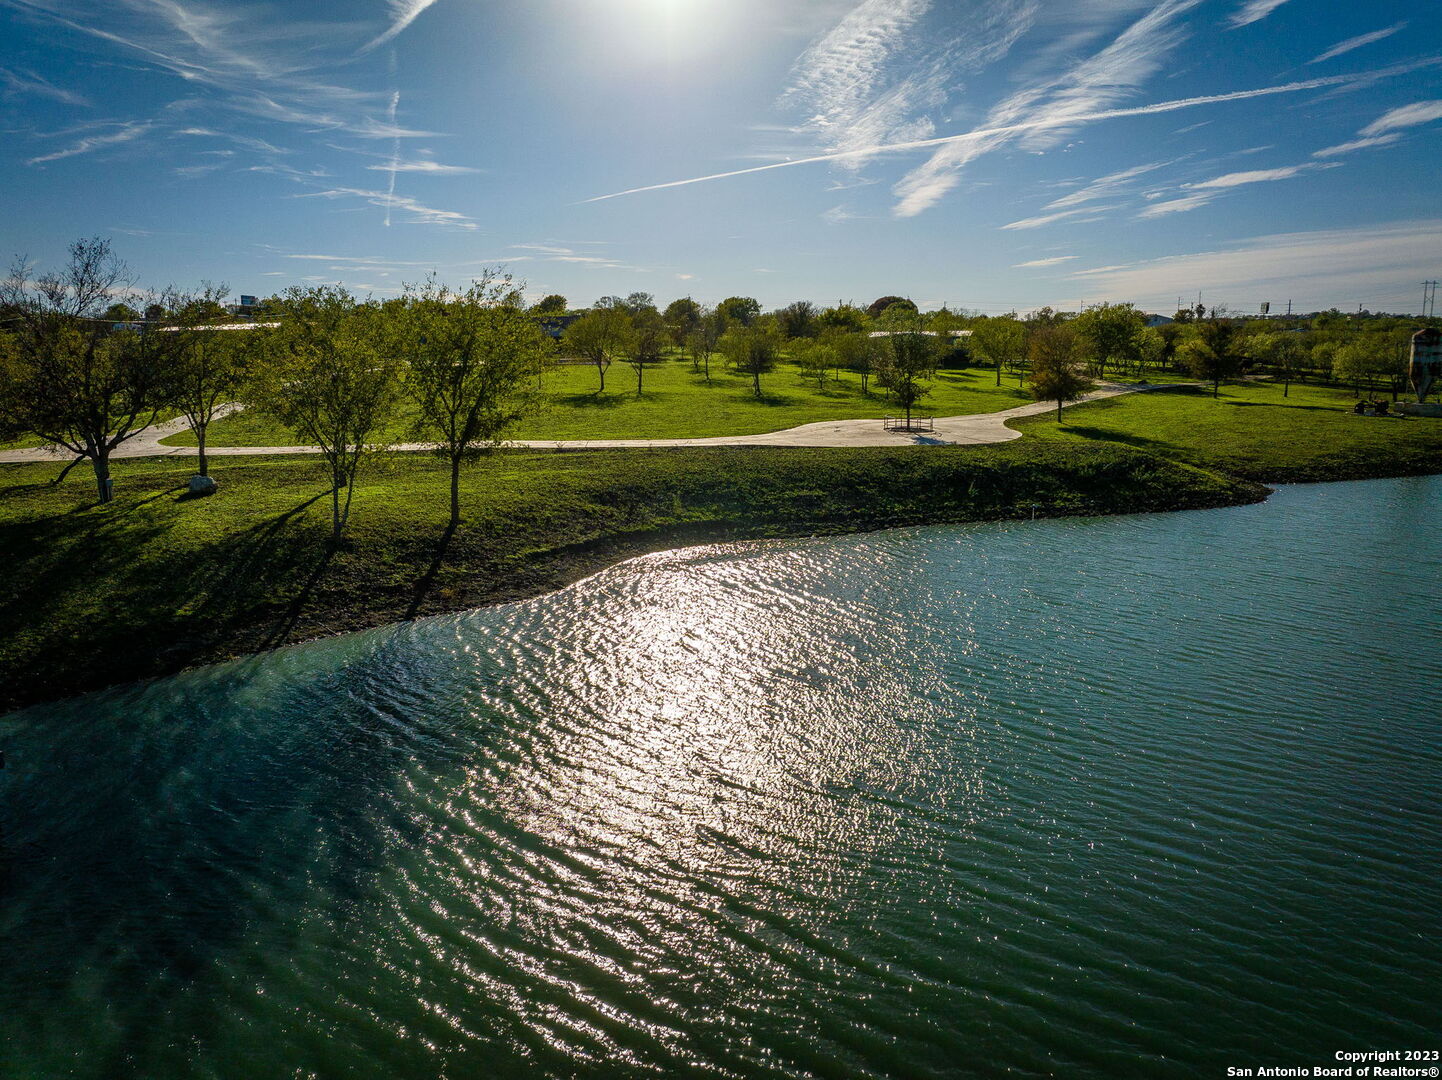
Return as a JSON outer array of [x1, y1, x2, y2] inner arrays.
[[663, 296, 701, 349], [867, 295, 915, 319], [163, 284, 251, 479], [1028, 325, 1094, 421], [623, 291, 655, 315], [794, 339, 835, 389], [1251, 332, 1304, 397], [564, 307, 634, 393], [392, 273, 549, 526], [833, 332, 881, 394], [817, 304, 868, 334], [247, 286, 400, 541], [629, 306, 666, 396], [720, 325, 779, 397], [0, 238, 171, 502], [686, 309, 723, 383], [1179, 319, 1240, 397], [1135, 326, 1167, 377], [875, 323, 937, 426], [530, 294, 568, 315], [1073, 302, 1145, 378], [776, 300, 818, 340], [717, 296, 761, 328], [970, 316, 1026, 386]]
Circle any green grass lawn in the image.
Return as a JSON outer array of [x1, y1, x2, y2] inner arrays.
[[0, 441, 1258, 710], [160, 357, 1034, 447], [1013, 380, 1442, 482]]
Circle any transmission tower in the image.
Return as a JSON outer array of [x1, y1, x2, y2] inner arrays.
[[1423, 280, 1439, 318]]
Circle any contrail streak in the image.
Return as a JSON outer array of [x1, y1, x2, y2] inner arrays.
[[584, 62, 1438, 204], [384, 86, 399, 227]]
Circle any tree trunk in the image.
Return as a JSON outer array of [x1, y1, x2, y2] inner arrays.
[[1283, 376, 1290, 398], [331, 480, 342, 542], [91, 452, 113, 503], [449, 453, 462, 527], [753, 370, 761, 398], [196, 425, 209, 477], [596, 358, 606, 393], [637, 363, 643, 398], [1057, 398, 1063, 422], [995, 358, 1002, 386]]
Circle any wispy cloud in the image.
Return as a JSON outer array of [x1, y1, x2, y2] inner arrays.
[[1360, 99, 1442, 136], [1136, 192, 1214, 217], [1071, 219, 1442, 306], [26, 120, 153, 164], [294, 186, 477, 229], [1002, 207, 1116, 230], [1043, 159, 1174, 210], [360, 0, 442, 54], [1013, 255, 1079, 268], [587, 67, 1400, 205], [1227, 0, 1290, 30], [1189, 162, 1333, 188], [891, 0, 1206, 218], [1311, 98, 1442, 158], [365, 159, 478, 174], [1309, 23, 1406, 65], [1312, 133, 1402, 157], [0, 66, 88, 106]]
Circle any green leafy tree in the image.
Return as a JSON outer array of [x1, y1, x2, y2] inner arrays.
[[663, 296, 701, 349], [1135, 326, 1167, 378], [833, 332, 881, 394], [1251, 332, 1305, 397], [247, 286, 401, 541], [1180, 319, 1241, 398], [564, 307, 634, 393], [1073, 302, 1146, 378], [817, 304, 869, 334], [776, 300, 818, 340], [530, 294, 568, 315], [630, 306, 667, 396], [875, 320, 937, 425], [0, 238, 172, 502], [1028, 325, 1094, 421], [720, 325, 779, 397], [867, 295, 915, 319], [970, 316, 1026, 386], [717, 296, 761, 328], [393, 272, 549, 525], [686, 309, 723, 383], [163, 284, 252, 478], [794, 339, 835, 389]]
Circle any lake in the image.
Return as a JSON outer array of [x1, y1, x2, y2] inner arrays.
[[2, 475, 1439, 1078]]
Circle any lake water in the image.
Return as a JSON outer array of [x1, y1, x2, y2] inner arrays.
[[2, 476, 1439, 1079]]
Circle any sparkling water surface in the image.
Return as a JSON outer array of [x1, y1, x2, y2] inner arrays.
[[2, 476, 1439, 1079]]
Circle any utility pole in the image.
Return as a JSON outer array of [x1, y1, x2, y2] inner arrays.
[[1286, 299, 1292, 317]]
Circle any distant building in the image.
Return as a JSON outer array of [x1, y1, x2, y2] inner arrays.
[[537, 314, 581, 340], [1144, 314, 1174, 328]]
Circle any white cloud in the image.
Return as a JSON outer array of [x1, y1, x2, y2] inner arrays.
[[1001, 206, 1114, 230], [1044, 159, 1173, 210], [294, 186, 477, 229], [365, 160, 478, 174], [1309, 23, 1406, 65], [1136, 192, 1213, 217], [0, 66, 88, 106], [1072, 220, 1442, 304], [26, 121, 153, 165], [360, 0, 442, 54], [1312, 133, 1403, 157], [1227, 0, 1290, 29], [1013, 256, 1079, 268], [1360, 100, 1442, 136], [1189, 163, 1331, 188]]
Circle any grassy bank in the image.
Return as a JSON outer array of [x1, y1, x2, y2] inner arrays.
[[0, 443, 1260, 711], [1013, 381, 1442, 482], [160, 357, 1031, 446]]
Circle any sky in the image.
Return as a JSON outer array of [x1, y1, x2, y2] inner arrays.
[[2, 0, 1440, 315]]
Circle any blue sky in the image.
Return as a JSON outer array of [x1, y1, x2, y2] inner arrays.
[[2, 0, 1440, 314]]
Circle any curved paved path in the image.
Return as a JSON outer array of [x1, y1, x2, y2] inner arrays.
[[0, 381, 1166, 465]]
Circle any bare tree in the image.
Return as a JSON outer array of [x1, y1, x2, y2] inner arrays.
[[0, 238, 170, 502]]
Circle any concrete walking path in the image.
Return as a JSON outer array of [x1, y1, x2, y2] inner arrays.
[[0, 381, 1170, 465]]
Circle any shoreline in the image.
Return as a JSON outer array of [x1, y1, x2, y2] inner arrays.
[[0, 442, 1266, 714]]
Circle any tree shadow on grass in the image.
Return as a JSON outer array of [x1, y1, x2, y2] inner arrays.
[[1059, 425, 1184, 456], [404, 518, 459, 620], [1224, 401, 1337, 412], [555, 392, 630, 411]]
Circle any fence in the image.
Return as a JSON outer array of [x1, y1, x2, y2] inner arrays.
[[883, 415, 934, 432]]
